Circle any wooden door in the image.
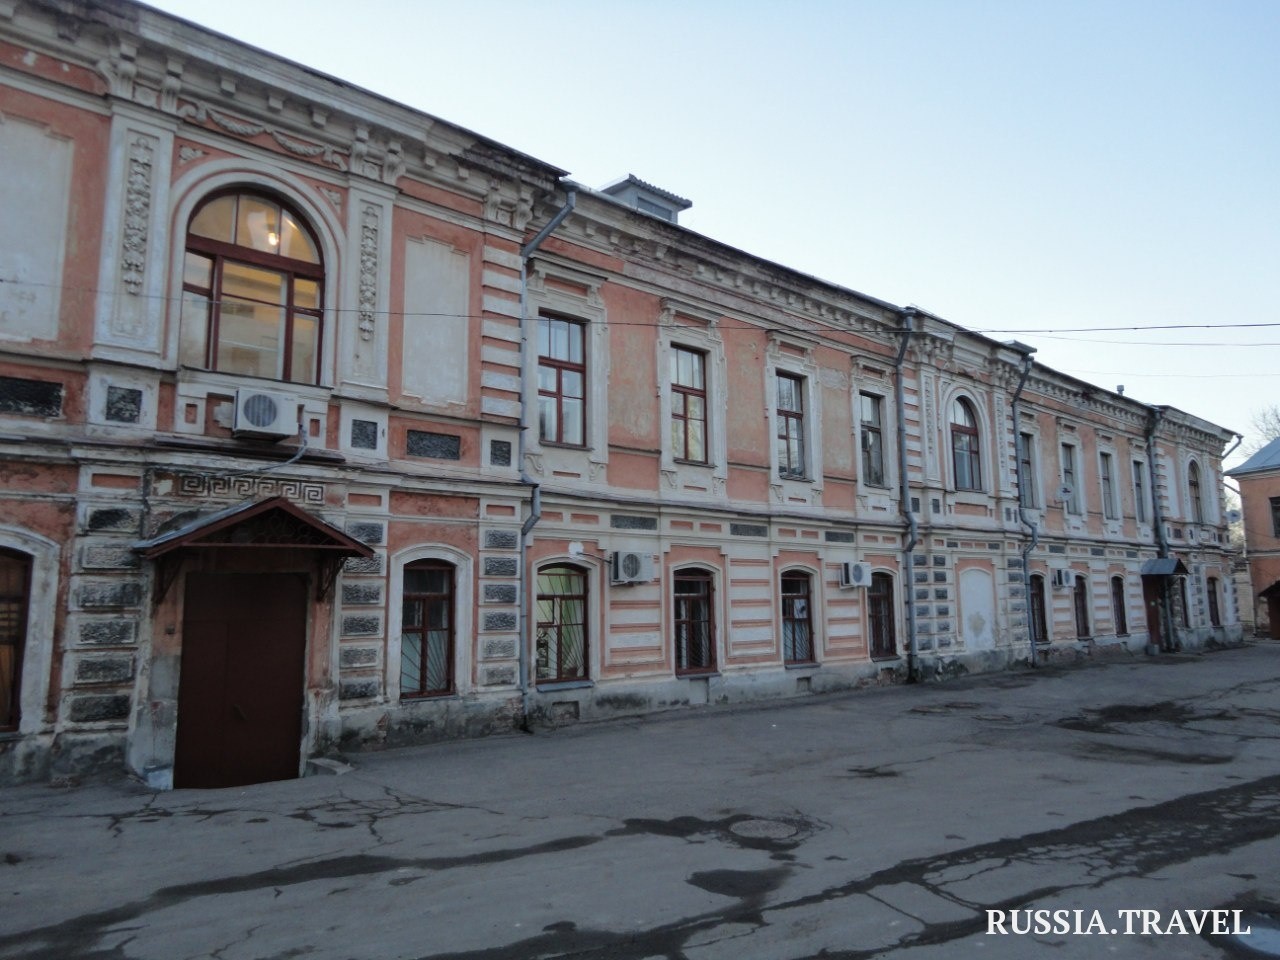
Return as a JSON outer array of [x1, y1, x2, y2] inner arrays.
[[175, 572, 307, 789]]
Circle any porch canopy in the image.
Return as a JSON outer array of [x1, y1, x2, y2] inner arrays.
[[1140, 557, 1190, 577], [1258, 581, 1280, 600], [133, 496, 373, 602]]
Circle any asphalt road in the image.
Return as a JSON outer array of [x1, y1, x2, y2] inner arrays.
[[5, 643, 1280, 960]]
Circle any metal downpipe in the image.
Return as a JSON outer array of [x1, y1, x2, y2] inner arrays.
[[1145, 406, 1178, 652], [1009, 350, 1040, 668], [516, 188, 577, 725], [894, 308, 919, 682]]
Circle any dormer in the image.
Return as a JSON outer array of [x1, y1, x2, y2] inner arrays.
[[599, 174, 692, 224]]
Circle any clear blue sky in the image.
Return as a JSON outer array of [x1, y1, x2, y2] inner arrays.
[[147, 0, 1279, 465]]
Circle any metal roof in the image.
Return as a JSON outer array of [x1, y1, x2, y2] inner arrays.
[[1140, 557, 1190, 576], [1227, 435, 1280, 477]]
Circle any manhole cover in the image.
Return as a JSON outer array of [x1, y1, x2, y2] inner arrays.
[[730, 818, 799, 840]]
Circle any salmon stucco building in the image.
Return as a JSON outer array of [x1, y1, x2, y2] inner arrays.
[[1228, 437, 1280, 639], [0, 0, 1243, 788]]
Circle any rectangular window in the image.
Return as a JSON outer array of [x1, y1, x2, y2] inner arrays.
[[1134, 461, 1148, 523], [1272, 497, 1280, 537], [1100, 452, 1118, 519], [1207, 576, 1221, 627], [673, 571, 715, 673], [776, 373, 806, 479], [536, 566, 588, 683], [671, 347, 708, 463], [860, 393, 886, 487], [781, 572, 814, 663], [868, 572, 896, 659], [1062, 444, 1081, 515], [1017, 432, 1037, 507], [401, 562, 455, 698], [1111, 576, 1128, 636], [537, 316, 586, 446]]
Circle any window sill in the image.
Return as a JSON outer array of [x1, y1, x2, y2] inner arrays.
[[401, 691, 459, 703], [785, 661, 820, 670], [870, 654, 901, 663], [538, 441, 590, 452], [673, 459, 712, 468], [677, 670, 718, 679], [534, 679, 594, 692]]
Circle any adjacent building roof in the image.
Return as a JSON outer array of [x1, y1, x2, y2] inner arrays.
[[1226, 435, 1280, 477]]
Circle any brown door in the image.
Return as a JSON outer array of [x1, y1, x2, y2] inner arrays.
[[1142, 576, 1164, 649], [175, 572, 307, 789], [1269, 597, 1280, 641]]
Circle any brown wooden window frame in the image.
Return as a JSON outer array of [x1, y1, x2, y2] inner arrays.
[[781, 571, 815, 664], [776, 373, 807, 479], [868, 571, 897, 659], [860, 392, 887, 488], [671, 346, 709, 464], [1207, 576, 1222, 628], [536, 565, 589, 684], [950, 398, 982, 491], [0, 548, 32, 732], [1188, 461, 1204, 523], [673, 568, 716, 675], [1029, 573, 1049, 644], [537, 315, 587, 447], [1073, 574, 1090, 639], [400, 560, 456, 699], [1134, 460, 1148, 523], [1272, 497, 1280, 538], [183, 190, 325, 385], [1017, 432, 1037, 508], [1111, 575, 1128, 636], [1100, 452, 1118, 520]]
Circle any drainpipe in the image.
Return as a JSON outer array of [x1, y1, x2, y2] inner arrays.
[[1145, 406, 1177, 652], [893, 308, 919, 682], [516, 187, 577, 725], [1008, 347, 1039, 668]]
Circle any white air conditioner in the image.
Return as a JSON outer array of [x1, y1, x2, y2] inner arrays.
[[611, 551, 654, 585], [233, 388, 298, 440], [1051, 568, 1074, 589], [839, 561, 872, 588]]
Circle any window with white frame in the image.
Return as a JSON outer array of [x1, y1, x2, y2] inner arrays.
[[673, 569, 715, 674], [781, 571, 815, 663], [1188, 461, 1204, 523]]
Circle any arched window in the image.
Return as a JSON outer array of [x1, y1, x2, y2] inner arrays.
[[673, 569, 715, 674], [868, 572, 896, 659], [401, 561, 455, 698], [1029, 574, 1049, 644], [950, 398, 982, 491], [1, 549, 31, 731], [536, 566, 588, 683], [1111, 576, 1128, 636], [182, 191, 324, 384], [1073, 575, 1090, 638], [1188, 462, 1204, 523], [781, 571, 815, 664]]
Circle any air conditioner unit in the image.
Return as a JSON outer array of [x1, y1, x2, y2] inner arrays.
[[1051, 568, 1074, 589], [839, 561, 872, 588], [233, 388, 298, 440], [611, 551, 653, 585]]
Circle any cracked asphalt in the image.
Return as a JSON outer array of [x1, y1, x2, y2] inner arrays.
[[5, 644, 1280, 959]]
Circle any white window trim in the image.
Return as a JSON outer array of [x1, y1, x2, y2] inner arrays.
[[855, 388, 894, 492], [1059, 440, 1083, 516], [532, 554, 602, 684], [766, 334, 823, 504], [668, 562, 725, 675], [0, 526, 58, 737], [386, 545, 475, 700], [941, 387, 990, 494], [1097, 448, 1121, 523], [656, 300, 728, 497], [523, 260, 610, 482], [777, 563, 825, 664]]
